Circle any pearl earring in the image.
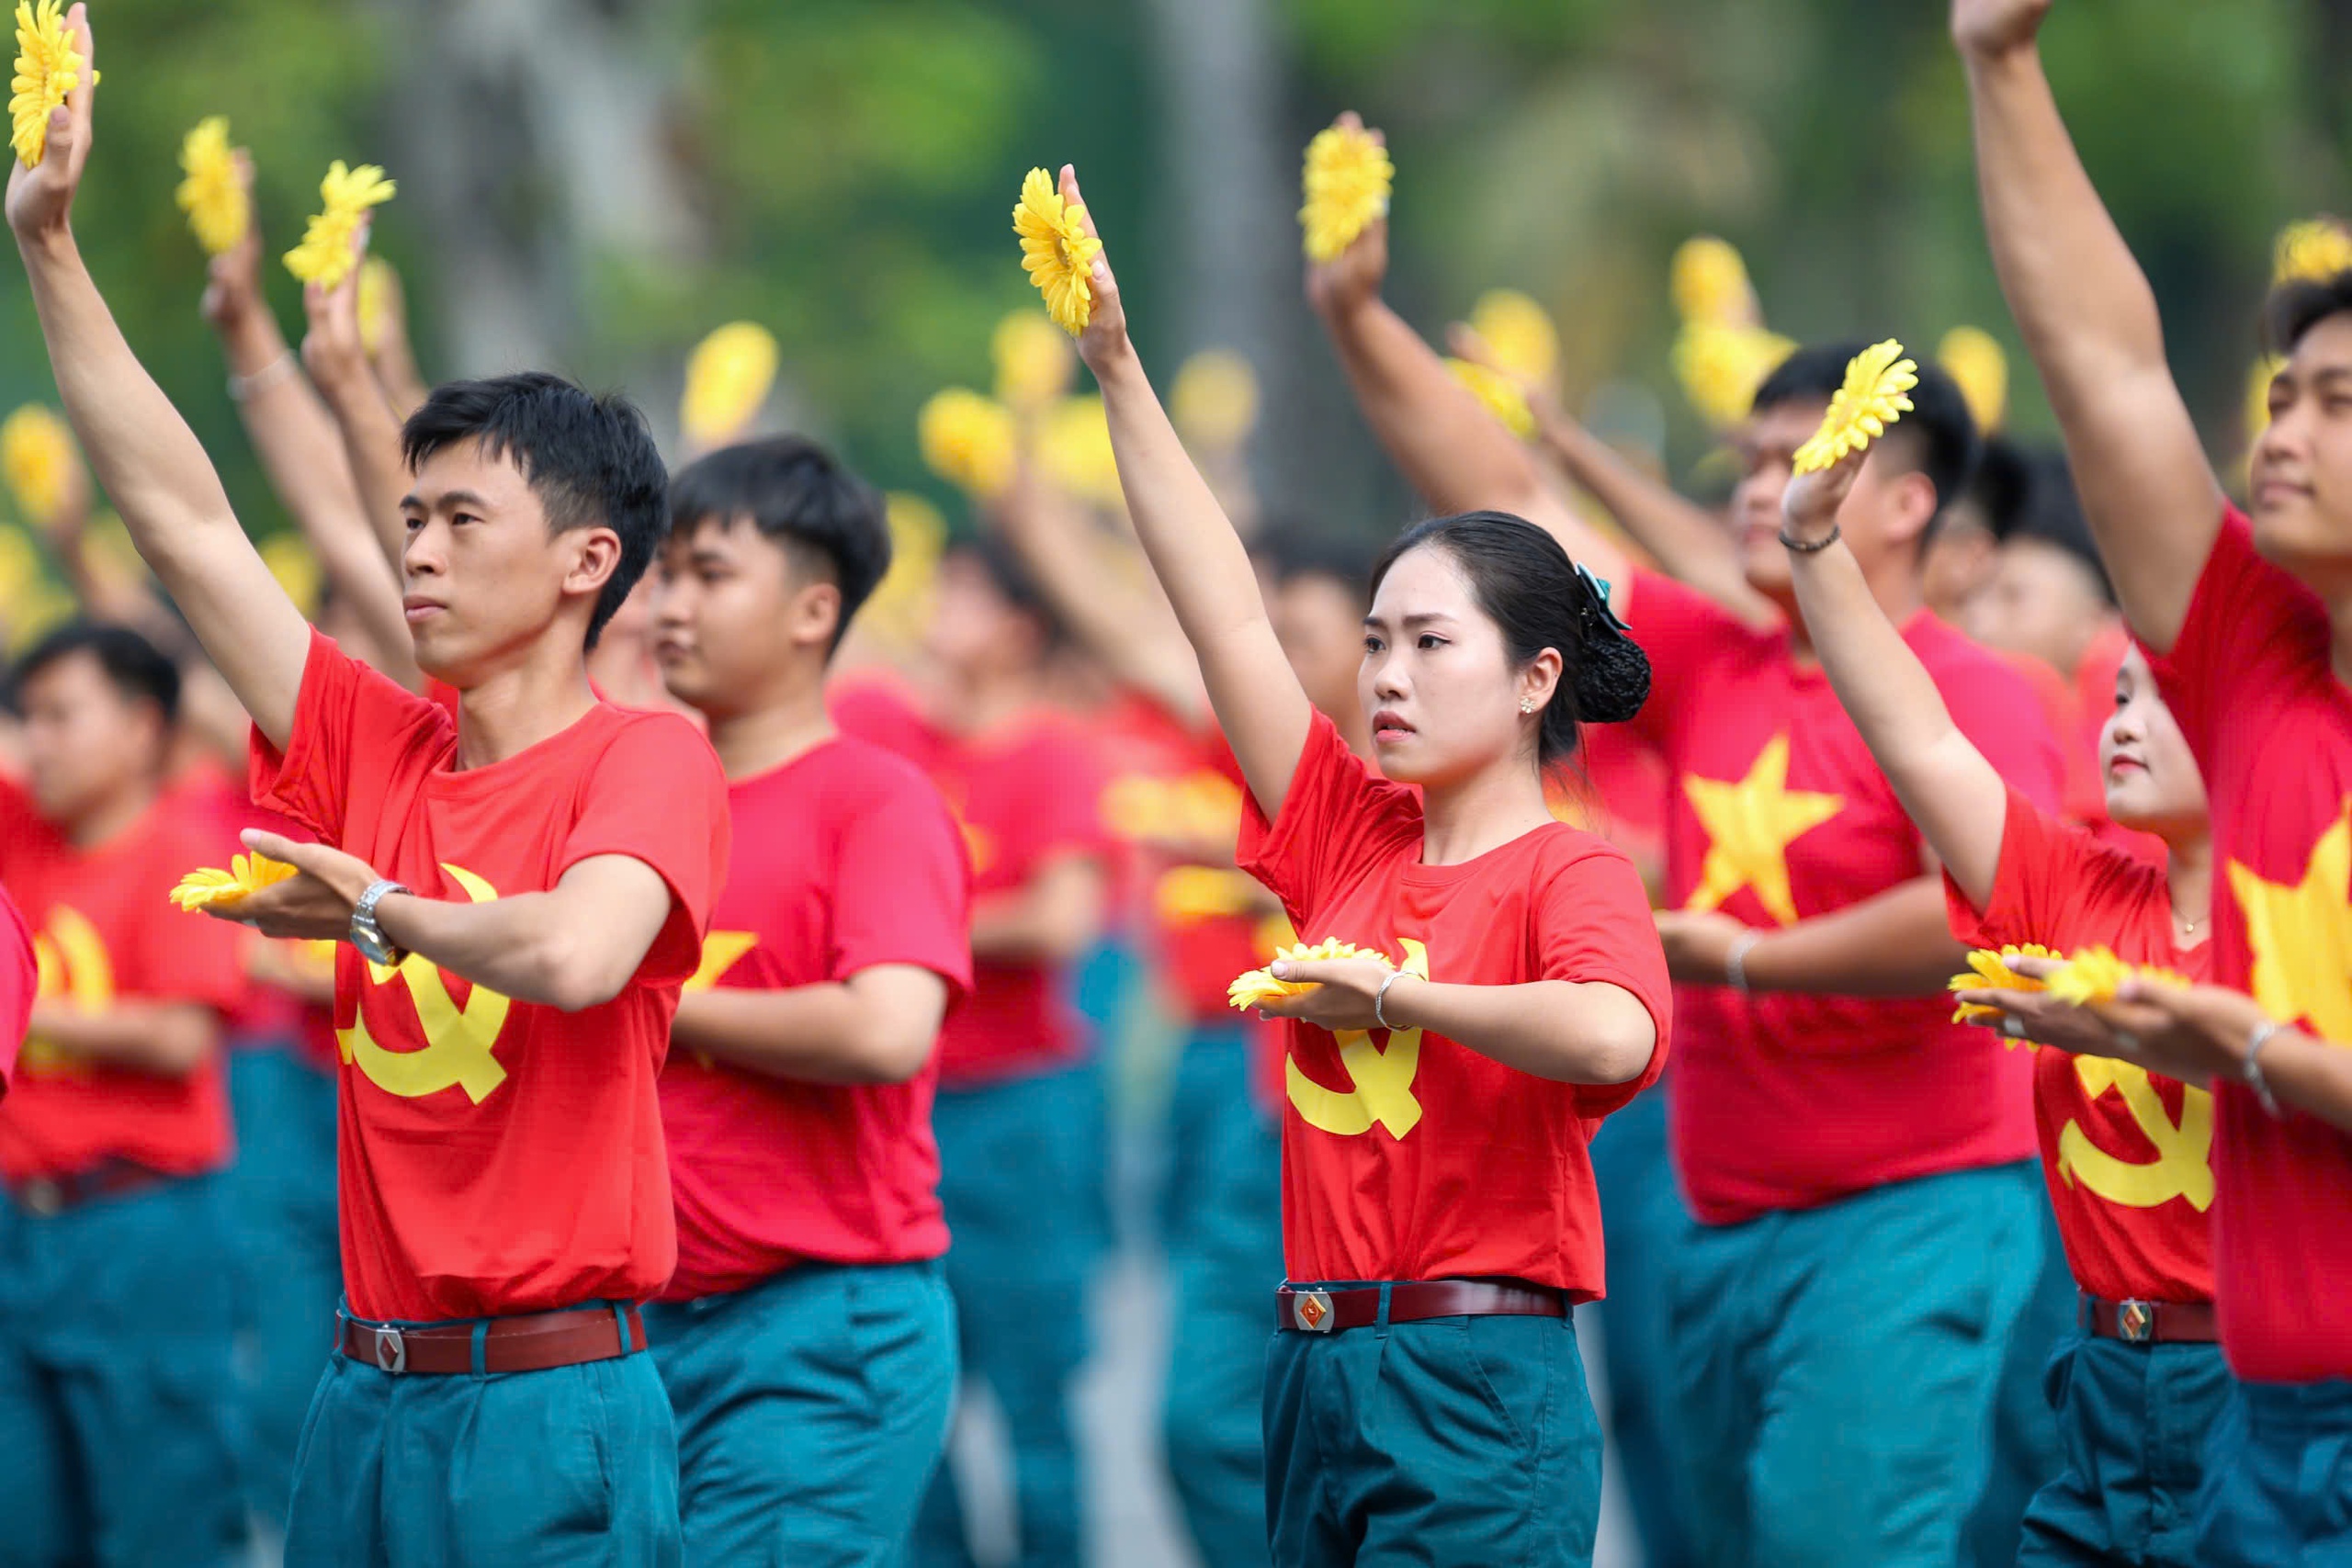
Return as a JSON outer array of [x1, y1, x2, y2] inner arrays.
[[1520, 696, 1535, 715]]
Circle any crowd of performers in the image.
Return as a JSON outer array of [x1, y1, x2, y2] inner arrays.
[[2, 1, 2350, 1565]]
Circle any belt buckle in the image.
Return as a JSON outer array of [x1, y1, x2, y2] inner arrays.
[[2117, 1300, 2155, 1344], [1291, 1290, 1335, 1334], [373, 1325, 407, 1373], [21, 1179, 62, 1218]]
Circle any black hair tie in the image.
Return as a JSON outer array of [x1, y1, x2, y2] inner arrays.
[[1566, 561, 1650, 726]]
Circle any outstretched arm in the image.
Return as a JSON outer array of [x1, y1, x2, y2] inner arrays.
[[1069, 166, 1314, 818], [5, 9, 309, 748], [1956, 0, 2222, 651], [670, 965, 951, 1086]]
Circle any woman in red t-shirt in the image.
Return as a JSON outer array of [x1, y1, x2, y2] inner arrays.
[[1781, 445, 2230, 1568], [1060, 165, 1672, 1567]]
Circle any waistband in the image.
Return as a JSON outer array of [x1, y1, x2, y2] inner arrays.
[[2078, 1293, 2218, 1345], [335, 1301, 646, 1377], [1275, 1280, 1567, 1335], [5, 1159, 177, 1217]]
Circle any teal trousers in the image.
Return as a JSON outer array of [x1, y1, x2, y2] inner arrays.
[[2194, 1378, 2352, 1567], [2020, 1328, 2232, 1566]]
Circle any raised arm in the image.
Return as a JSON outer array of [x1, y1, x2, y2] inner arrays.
[[200, 154, 418, 682], [5, 10, 309, 749], [298, 226, 414, 588], [1068, 166, 1313, 818], [1956, 0, 2222, 651]]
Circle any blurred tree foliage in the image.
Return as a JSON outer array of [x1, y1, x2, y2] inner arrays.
[[0, 0, 2342, 569]]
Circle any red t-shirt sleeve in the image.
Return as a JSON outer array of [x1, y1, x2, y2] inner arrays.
[[1944, 785, 2116, 952], [0, 886, 30, 1097], [1621, 569, 1738, 756], [2150, 506, 2325, 760], [558, 714, 731, 989], [830, 764, 975, 999], [1535, 840, 1675, 1116], [1236, 708, 1420, 926], [249, 627, 449, 847]]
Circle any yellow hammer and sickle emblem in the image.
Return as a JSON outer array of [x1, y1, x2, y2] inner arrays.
[[677, 931, 758, 1070], [2054, 1056, 2214, 1212], [335, 865, 514, 1103], [1285, 938, 1429, 1140], [25, 906, 112, 1075]]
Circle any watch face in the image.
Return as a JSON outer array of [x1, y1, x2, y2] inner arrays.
[[351, 922, 395, 966]]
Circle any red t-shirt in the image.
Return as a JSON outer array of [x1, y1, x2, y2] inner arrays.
[[0, 780, 244, 1179], [1945, 787, 2214, 1303], [834, 682, 1109, 1086], [1625, 570, 2062, 1224], [251, 630, 729, 1322], [0, 886, 28, 1097], [2148, 508, 2352, 1382], [660, 735, 973, 1299], [1237, 711, 1672, 1297]]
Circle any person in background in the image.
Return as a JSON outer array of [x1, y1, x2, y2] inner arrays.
[[0, 621, 248, 1567], [0, 886, 28, 1095]]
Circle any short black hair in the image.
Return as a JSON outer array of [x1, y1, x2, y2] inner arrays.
[[1254, 521, 1374, 603], [944, 533, 1066, 649], [401, 371, 669, 650], [8, 620, 181, 725], [1987, 445, 2115, 605], [668, 436, 890, 657], [2265, 272, 2352, 356], [1753, 341, 1981, 522]]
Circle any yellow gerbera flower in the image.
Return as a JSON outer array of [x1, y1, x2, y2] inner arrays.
[[1792, 339, 1918, 476], [991, 309, 1074, 411], [1298, 122, 1392, 264], [2273, 218, 2352, 287], [1948, 942, 2058, 1026], [169, 852, 300, 913], [283, 161, 397, 291], [2043, 946, 2192, 1008], [1228, 939, 1380, 1012], [1669, 236, 1757, 327], [1040, 393, 1122, 507], [917, 388, 1016, 500], [1938, 325, 2007, 435], [10, 0, 91, 170], [1170, 348, 1260, 454], [1013, 166, 1102, 336], [260, 533, 322, 618], [1446, 356, 1535, 439], [860, 492, 945, 649], [356, 256, 397, 354], [175, 116, 246, 256], [1671, 320, 1796, 430], [1468, 289, 1558, 387], [681, 321, 780, 450], [0, 402, 74, 525]]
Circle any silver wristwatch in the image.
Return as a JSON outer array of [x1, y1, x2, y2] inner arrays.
[[350, 879, 412, 966]]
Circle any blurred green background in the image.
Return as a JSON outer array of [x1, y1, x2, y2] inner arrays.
[[0, 0, 2340, 557]]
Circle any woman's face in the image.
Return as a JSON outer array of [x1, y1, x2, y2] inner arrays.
[[1358, 543, 1549, 788], [2099, 643, 2209, 839]]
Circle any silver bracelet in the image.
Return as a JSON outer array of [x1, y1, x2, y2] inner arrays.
[[1374, 967, 1411, 1032], [227, 349, 300, 403], [1725, 932, 1761, 995], [2244, 1019, 2287, 1120]]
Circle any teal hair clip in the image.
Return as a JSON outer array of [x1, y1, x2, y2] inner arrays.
[[1573, 561, 1632, 634]]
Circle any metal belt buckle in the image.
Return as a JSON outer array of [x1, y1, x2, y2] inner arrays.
[[2117, 1300, 2155, 1344], [373, 1325, 407, 1373], [21, 1179, 62, 1218], [1291, 1290, 1335, 1334]]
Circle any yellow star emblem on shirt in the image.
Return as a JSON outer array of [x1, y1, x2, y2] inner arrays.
[[2226, 801, 2352, 1043], [1682, 733, 1845, 926]]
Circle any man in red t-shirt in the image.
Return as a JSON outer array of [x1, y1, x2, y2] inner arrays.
[[0, 623, 247, 1565], [1960, 3, 2352, 1556], [9, 56, 726, 1565], [835, 537, 1111, 1568], [642, 436, 974, 1567]]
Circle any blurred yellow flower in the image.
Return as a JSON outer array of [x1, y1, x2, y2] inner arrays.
[[1468, 288, 1558, 387], [10, 0, 91, 169], [1948, 942, 2057, 1026], [170, 852, 300, 913], [1040, 393, 1122, 508], [260, 534, 322, 619], [1156, 865, 1260, 926], [1671, 320, 1795, 431], [0, 524, 34, 602], [862, 491, 946, 646], [356, 256, 396, 354], [1170, 348, 1260, 454], [1938, 325, 2008, 434], [2044, 946, 2192, 1008], [1013, 166, 1102, 336], [175, 116, 246, 255], [1445, 357, 1534, 439], [991, 309, 1073, 410], [1299, 121, 1392, 264], [284, 161, 396, 290], [2246, 354, 2285, 446], [918, 388, 1016, 500], [681, 321, 780, 451], [1229, 939, 1380, 1012], [1669, 236, 1758, 326], [1, 402, 74, 525], [1792, 339, 1917, 475], [2273, 218, 2352, 287]]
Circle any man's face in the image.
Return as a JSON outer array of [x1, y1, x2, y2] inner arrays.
[[1964, 536, 2110, 677], [18, 650, 161, 828], [2252, 312, 2352, 586], [398, 438, 615, 682], [653, 515, 832, 718], [1734, 398, 1927, 603], [1271, 570, 1364, 722]]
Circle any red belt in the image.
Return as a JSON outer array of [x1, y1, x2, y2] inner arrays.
[[1275, 1280, 1567, 1334], [2079, 1293, 2217, 1345], [7, 1160, 174, 1217], [336, 1304, 648, 1375]]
